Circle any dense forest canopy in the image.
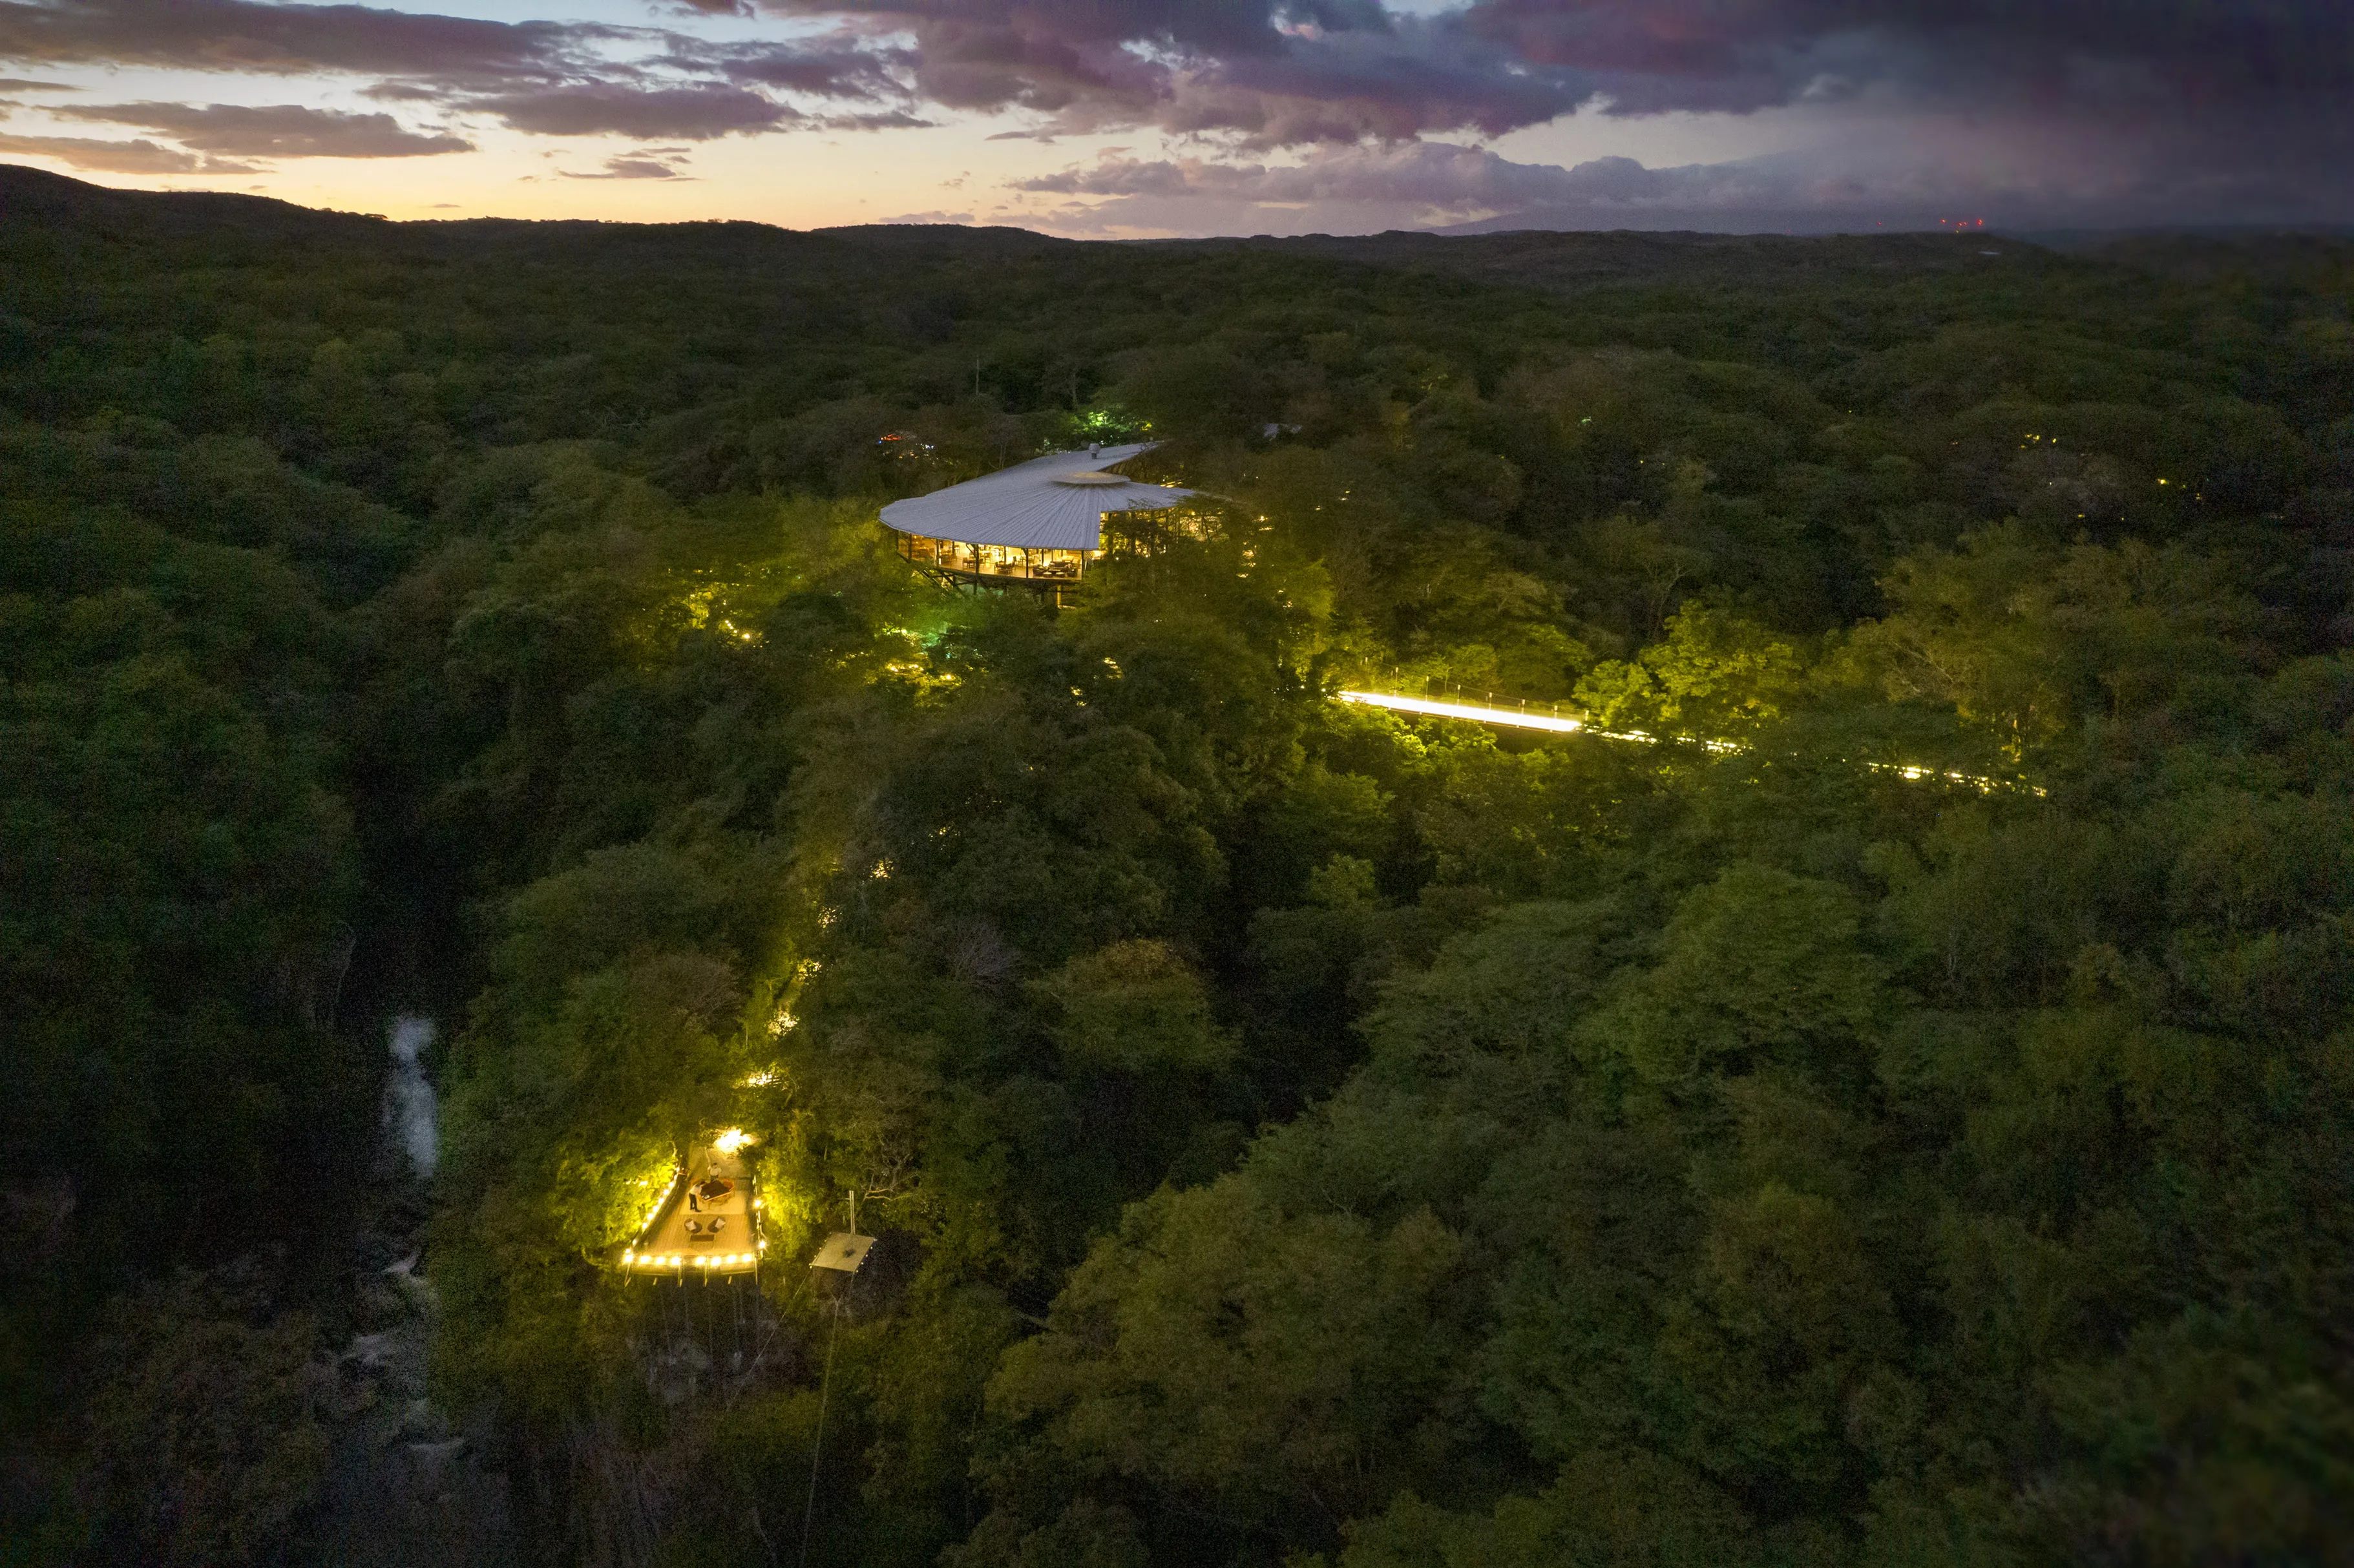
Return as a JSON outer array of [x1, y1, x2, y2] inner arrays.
[[2, 162, 2350, 1566]]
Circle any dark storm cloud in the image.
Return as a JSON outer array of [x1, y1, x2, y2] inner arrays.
[[57, 101, 471, 155], [754, 0, 2354, 146], [1466, 1, 2354, 101], [1145, 14, 1590, 143]]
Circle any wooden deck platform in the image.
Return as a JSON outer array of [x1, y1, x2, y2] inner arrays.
[[620, 1145, 763, 1276]]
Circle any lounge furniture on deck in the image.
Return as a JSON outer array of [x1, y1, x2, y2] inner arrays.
[[620, 1144, 762, 1276]]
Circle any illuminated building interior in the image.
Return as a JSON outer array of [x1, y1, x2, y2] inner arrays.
[[880, 443, 1193, 605]]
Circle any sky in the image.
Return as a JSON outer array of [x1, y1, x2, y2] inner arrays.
[[0, 0, 2347, 238]]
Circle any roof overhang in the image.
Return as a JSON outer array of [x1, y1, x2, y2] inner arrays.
[[879, 442, 1194, 551]]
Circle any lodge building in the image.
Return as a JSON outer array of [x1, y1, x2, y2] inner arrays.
[[881, 442, 1195, 605]]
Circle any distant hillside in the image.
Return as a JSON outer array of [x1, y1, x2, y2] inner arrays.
[[1140, 225, 2063, 292], [12, 162, 2350, 303], [0, 159, 394, 240]]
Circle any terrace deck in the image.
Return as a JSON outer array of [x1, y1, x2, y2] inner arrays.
[[620, 1145, 762, 1277]]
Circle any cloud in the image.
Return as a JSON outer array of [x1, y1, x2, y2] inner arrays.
[[1016, 134, 2354, 238], [0, 1, 911, 150], [560, 152, 692, 178], [0, 75, 73, 90], [747, 0, 2354, 151], [820, 110, 936, 131], [457, 83, 795, 139], [0, 0, 591, 79], [0, 129, 253, 172], [6, 1, 2348, 148], [56, 101, 470, 156], [0, 2, 914, 112], [0, 0, 2344, 225], [358, 81, 447, 103], [1023, 14, 1596, 147], [1464, 0, 2354, 107], [1017, 142, 1727, 224]]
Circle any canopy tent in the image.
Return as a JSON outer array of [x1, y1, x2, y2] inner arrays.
[[879, 443, 1193, 553]]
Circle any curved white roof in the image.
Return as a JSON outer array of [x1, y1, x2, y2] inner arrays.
[[879, 443, 1194, 551]]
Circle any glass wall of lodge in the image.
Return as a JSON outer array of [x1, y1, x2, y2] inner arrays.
[[895, 531, 1089, 581]]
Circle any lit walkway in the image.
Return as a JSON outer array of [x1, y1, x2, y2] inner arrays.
[[1336, 691, 1586, 734], [1334, 689, 2035, 794], [1336, 690, 1736, 751]]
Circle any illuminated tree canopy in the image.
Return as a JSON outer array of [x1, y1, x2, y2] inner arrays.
[[3, 171, 2351, 1565]]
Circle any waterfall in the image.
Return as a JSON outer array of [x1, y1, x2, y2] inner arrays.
[[385, 1016, 439, 1182]]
